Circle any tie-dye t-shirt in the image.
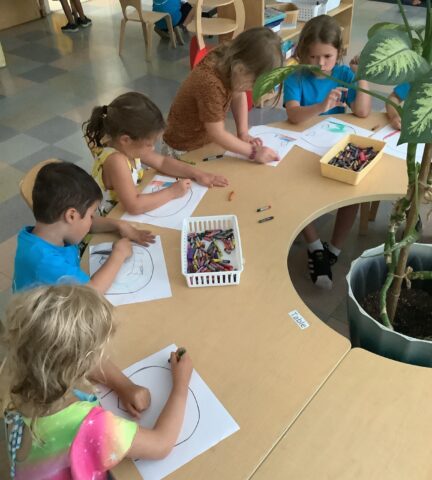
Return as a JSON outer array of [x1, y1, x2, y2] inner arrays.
[[11, 400, 137, 480]]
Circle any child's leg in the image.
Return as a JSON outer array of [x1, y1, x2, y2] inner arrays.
[[302, 224, 332, 289], [330, 204, 359, 251], [180, 3, 194, 26], [59, 0, 75, 24], [70, 0, 86, 19]]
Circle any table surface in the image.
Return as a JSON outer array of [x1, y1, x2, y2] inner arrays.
[[90, 113, 408, 480], [252, 347, 432, 480]]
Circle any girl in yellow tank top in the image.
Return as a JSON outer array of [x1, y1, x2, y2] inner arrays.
[[84, 92, 228, 216]]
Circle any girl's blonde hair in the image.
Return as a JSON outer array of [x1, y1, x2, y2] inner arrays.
[[211, 27, 283, 86], [296, 15, 343, 63], [1, 285, 114, 421]]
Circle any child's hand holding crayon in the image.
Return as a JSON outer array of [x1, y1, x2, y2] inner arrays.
[[119, 383, 151, 419], [170, 348, 193, 393]]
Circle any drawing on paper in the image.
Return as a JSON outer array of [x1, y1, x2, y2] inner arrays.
[[301, 119, 357, 148], [100, 365, 201, 447], [147, 179, 194, 218], [91, 244, 154, 296], [254, 131, 297, 148]]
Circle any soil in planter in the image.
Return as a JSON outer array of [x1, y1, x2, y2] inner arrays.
[[360, 288, 432, 340]]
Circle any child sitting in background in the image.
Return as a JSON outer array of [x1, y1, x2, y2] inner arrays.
[[13, 162, 155, 294], [2, 284, 193, 479], [283, 15, 371, 289], [162, 27, 283, 164], [84, 92, 228, 217], [386, 83, 410, 130], [153, 0, 193, 38]]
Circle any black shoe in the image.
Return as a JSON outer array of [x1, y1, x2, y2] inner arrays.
[[308, 248, 333, 289], [154, 27, 170, 40], [77, 16, 92, 28], [323, 242, 338, 266], [61, 22, 79, 32]]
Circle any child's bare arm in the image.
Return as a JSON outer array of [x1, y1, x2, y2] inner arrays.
[[230, 91, 263, 146], [386, 92, 402, 130], [103, 152, 190, 215], [143, 150, 229, 188], [205, 121, 279, 164], [88, 238, 132, 293], [90, 358, 151, 418], [90, 217, 155, 246], [127, 351, 193, 460], [349, 79, 371, 118]]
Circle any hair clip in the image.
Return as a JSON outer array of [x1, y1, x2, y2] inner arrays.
[[102, 105, 108, 119]]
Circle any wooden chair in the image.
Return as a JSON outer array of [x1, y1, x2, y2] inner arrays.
[[359, 201, 380, 235], [188, 0, 245, 50], [118, 0, 181, 62], [19, 159, 59, 210]]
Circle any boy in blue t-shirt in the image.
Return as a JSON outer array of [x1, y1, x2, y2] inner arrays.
[[13, 162, 155, 293], [153, 0, 193, 36], [386, 83, 410, 131]]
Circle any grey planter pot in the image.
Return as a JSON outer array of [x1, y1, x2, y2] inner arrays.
[[347, 243, 432, 367]]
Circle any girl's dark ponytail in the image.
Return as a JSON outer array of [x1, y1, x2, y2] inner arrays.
[[83, 105, 106, 149]]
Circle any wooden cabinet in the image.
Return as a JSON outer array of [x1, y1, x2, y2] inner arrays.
[[0, 0, 42, 31]]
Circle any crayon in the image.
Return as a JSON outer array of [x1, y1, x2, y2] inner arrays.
[[203, 154, 224, 161], [257, 205, 271, 212], [258, 216, 274, 223], [228, 191, 235, 201], [168, 347, 187, 363]]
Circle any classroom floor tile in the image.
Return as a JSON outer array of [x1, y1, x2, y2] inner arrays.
[[10, 43, 62, 63], [54, 130, 94, 161], [0, 124, 18, 143], [25, 115, 81, 143], [0, 134, 48, 164], [0, 164, 24, 203], [14, 145, 82, 172], [0, 235, 17, 279], [19, 64, 67, 83], [0, 195, 34, 244]]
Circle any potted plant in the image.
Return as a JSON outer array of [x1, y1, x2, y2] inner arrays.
[[253, 1, 432, 365]]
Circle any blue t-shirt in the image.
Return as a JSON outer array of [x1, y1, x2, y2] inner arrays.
[[394, 83, 410, 101], [153, 0, 181, 29], [13, 226, 90, 292], [283, 64, 357, 115]]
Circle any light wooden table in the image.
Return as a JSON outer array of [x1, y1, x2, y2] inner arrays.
[[252, 348, 432, 480], [92, 113, 408, 479]]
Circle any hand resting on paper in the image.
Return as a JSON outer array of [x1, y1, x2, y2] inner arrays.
[[117, 221, 156, 247], [238, 132, 264, 147], [118, 383, 152, 419], [194, 170, 229, 188]]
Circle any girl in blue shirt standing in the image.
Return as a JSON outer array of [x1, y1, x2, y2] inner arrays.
[[284, 15, 371, 289]]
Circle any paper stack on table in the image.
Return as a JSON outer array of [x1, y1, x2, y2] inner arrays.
[[225, 125, 300, 166], [370, 124, 425, 163], [296, 117, 373, 156], [98, 344, 240, 480]]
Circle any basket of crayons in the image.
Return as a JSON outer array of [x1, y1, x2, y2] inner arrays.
[[181, 215, 244, 287], [320, 134, 386, 185]]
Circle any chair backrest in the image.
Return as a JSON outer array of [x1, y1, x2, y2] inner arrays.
[[19, 159, 60, 210], [118, 0, 143, 21]]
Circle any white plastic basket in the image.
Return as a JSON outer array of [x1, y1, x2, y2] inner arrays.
[[181, 215, 244, 288], [295, 0, 327, 21]]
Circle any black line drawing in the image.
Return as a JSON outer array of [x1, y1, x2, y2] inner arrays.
[[301, 120, 357, 149], [145, 182, 194, 218], [93, 245, 154, 296], [100, 365, 200, 448]]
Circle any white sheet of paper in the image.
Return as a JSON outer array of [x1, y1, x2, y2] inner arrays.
[[98, 344, 240, 480], [89, 236, 172, 306], [121, 175, 208, 230], [225, 125, 300, 166], [370, 124, 425, 163], [297, 117, 373, 156]]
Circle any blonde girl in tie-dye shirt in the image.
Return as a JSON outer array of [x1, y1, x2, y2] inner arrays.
[[2, 284, 193, 480]]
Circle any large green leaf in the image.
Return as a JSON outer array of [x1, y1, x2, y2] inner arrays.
[[367, 22, 425, 40], [400, 72, 432, 144], [253, 65, 317, 103], [357, 30, 430, 85]]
